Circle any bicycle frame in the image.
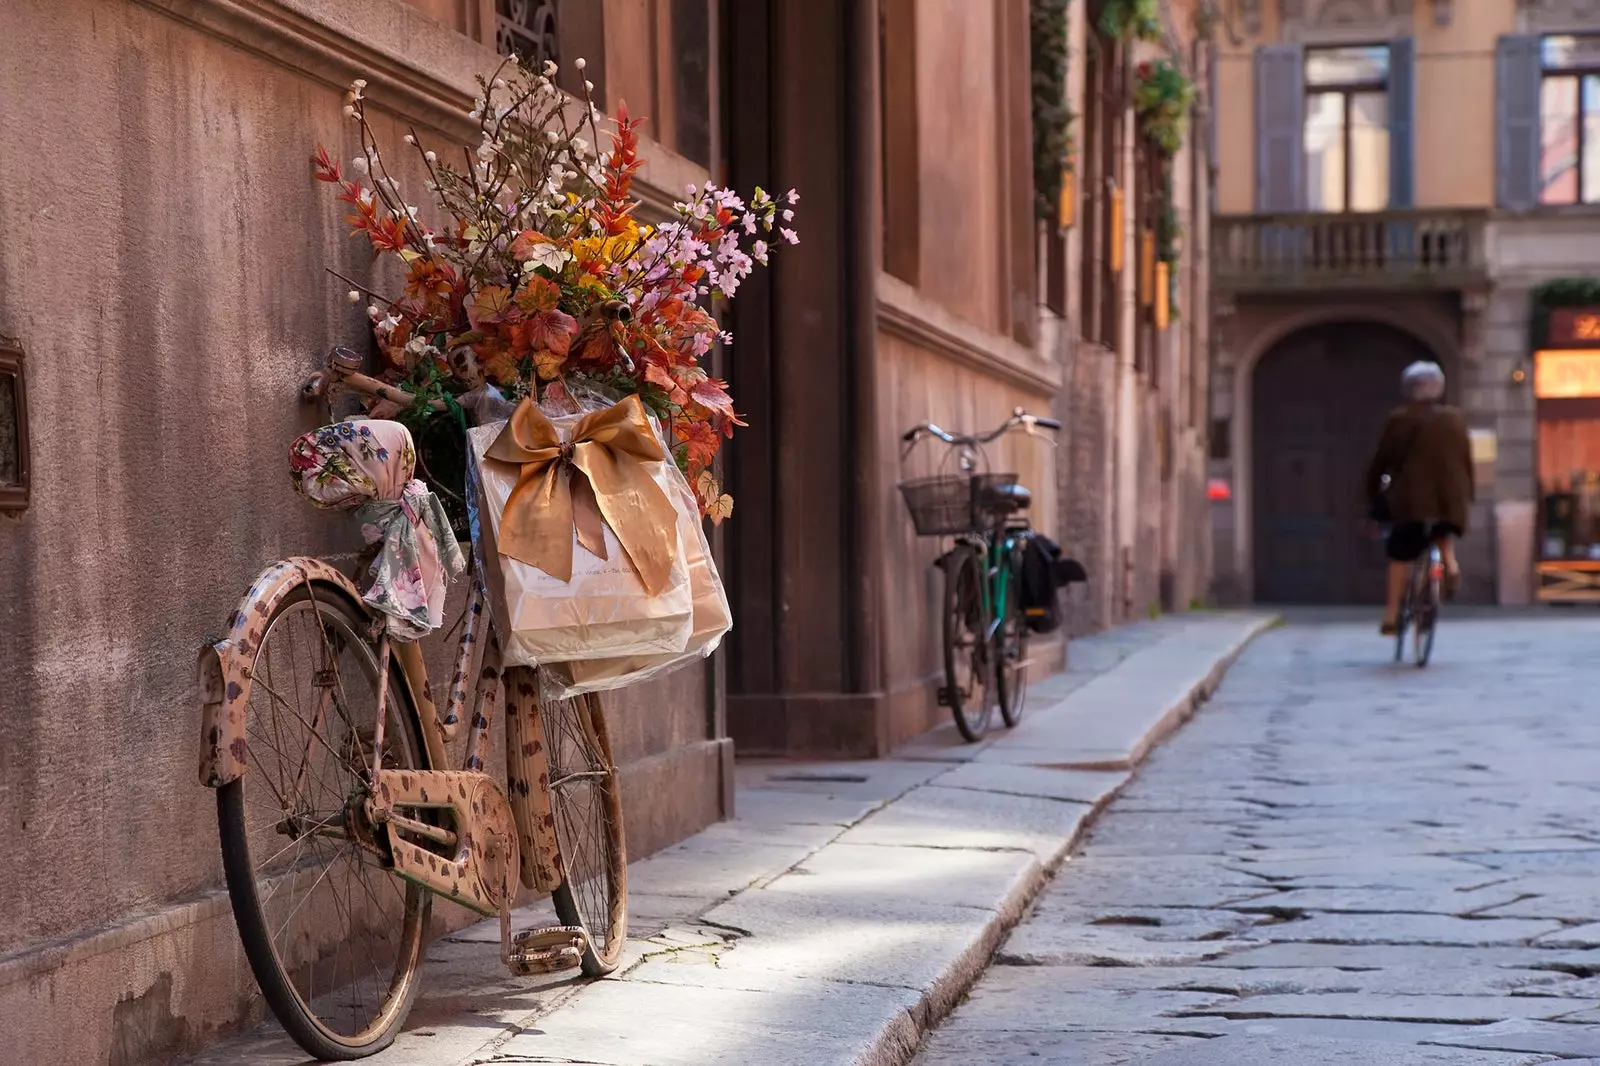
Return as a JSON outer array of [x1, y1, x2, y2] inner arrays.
[[200, 348, 581, 973]]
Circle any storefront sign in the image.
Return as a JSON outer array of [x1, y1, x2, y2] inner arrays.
[[1548, 307, 1600, 347], [1535, 349, 1600, 398]]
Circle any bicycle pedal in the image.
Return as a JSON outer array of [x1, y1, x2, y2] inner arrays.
[[504, 925, 587, 977]]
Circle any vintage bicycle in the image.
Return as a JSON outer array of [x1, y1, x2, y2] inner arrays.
[[197, 347, 626, 1060], [897, 409, 1061, 742]]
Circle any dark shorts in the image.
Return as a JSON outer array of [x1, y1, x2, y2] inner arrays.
[[1386, 522, 1462, 563]]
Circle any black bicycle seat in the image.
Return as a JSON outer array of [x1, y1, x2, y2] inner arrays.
[[979, 482, 1032, 512]]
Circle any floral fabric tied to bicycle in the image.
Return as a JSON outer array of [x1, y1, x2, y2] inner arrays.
[[290, 420, 464, 640], [467, 391, 728, 694]]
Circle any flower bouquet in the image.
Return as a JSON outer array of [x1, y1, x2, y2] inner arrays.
[[311, 59, 796, 690], [313, 57, 797, 525]]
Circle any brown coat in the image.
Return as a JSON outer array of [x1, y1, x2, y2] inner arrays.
[[1365, 402, 1475, 532]]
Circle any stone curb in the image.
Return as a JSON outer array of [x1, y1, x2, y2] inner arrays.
[[868, 614, 1280, 1066]]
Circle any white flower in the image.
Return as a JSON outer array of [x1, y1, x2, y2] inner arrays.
[[506, 53, 519, 65], [352, 78, 368, 89], [547, 130, 560, 143], [468, 109, 480, 120], [346, 290, 361, 303], [424, 150, 437, 163], [530, 243, 570, 273], [584, 80, 594, 92], [575, 57, 587, 71], [543, 60, 558, 77], [368, 304, 382, 319], [686, 183, 698, 197], [378, 314, 401, 331], [343, 104, 356, 117], [351, 155, 369, 174], [493, 77, 506, 88], [403, 134, 416, 145]]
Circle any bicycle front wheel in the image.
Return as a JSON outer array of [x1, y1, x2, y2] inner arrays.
[[996, 551, 1028, 728], [545, 691, 628, 976], [216, 584, 429, 1061], [943, 543, 995, 742]]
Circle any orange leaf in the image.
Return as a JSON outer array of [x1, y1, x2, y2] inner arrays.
[[690, 377, 746, 428], [469, 286, 515, 329], [534, 349, 567, 381], [676, 420, 721, 472], [645, 359, 689, 405], [514, 275, 561, 315]]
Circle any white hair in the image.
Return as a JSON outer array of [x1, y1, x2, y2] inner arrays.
[[1401, 360, 1446, 402]]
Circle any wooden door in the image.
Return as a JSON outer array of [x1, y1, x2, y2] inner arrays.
[[1252, 321, 1437, 604]]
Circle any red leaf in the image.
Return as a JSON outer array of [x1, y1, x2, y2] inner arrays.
[[312, 145, 342, 183], [690, 377, 746, 428], [522, 310, 578, 357]]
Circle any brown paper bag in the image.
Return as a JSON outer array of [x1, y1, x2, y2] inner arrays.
[[538, 450, 732, 698], [469, 420, 694, 666]]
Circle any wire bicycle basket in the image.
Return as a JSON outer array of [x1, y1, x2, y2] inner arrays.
[[897, 473, 1020, 536]]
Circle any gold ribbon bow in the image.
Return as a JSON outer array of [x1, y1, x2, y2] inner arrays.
[[485, 394, 679, 595]]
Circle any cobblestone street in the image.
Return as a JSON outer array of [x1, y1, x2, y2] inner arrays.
[[915, 616, 1600, 1065]]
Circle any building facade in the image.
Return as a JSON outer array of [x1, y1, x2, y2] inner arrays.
[[1208, 0, 1600, 607], [0, 0, 1217, 1062]]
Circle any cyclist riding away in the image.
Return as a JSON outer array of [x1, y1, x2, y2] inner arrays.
[[1365, 360, 1475, 636]]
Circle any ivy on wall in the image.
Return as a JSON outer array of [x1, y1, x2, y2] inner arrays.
[[1031, 0, 1074, 222], [1098, 0, 1163, 42], [1133, 58, 1194, 156], [1530, 278, 1600, 348]]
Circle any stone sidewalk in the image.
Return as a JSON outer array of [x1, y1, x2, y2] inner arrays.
[[183, 612, 1273, 1066]]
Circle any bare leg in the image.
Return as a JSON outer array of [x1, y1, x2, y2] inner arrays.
[[1437, 536, 1460, 596], [1383, 560, 1408, 631]]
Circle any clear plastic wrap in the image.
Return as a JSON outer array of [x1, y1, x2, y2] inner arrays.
[[467, 392, 695, 666]]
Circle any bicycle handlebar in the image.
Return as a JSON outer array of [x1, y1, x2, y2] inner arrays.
[[900, 408, 1061, 446]]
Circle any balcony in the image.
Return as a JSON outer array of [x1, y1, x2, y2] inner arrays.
[[1212, 208, 1489, 294]]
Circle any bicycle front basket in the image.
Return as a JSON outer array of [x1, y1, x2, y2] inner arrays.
[[899, 473, 1018, 536]]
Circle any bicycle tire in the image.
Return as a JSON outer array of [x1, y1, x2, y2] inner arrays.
[[943, 543, 994, 742], [1392, 589, 1409, 664], [216, 584, 430, 1061], [1416, 575, 1439, 668], [995, 547, 1028, 728], [545, 691, 628, 976]]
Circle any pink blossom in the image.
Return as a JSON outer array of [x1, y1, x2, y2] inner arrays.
[[780, 227, 799, 245]]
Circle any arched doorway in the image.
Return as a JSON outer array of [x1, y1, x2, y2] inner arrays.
[[1252, 321, 1443, 604]]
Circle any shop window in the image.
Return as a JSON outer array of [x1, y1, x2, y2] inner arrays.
[[0, 337, 29, 512]]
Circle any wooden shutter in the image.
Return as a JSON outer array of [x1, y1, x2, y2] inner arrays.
[[1254, 44, 1304, 212], [1388, 37, 1415, 208], [1497, 35, 1543, 210]]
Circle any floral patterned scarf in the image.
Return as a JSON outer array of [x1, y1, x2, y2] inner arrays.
[[289, 419, 464, 640]]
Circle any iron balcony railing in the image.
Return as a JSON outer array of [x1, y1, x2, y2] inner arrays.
[[1212, 208, 1489, 292]]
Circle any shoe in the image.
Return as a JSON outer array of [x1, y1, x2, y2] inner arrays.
[[1380, 620, 1398, 636]]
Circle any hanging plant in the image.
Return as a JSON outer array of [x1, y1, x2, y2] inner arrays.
[[1031, 0, 1074, 222], [1134, 58, 1195, 156], [1098, 0, 1163, 43], [1157, 170, 1181, 320]]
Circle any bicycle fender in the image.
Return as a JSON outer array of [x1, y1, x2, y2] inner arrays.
[[198, 557, 369, 788]]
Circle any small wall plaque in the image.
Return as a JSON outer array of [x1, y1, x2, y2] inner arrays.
[[0, 336, 30, 512]]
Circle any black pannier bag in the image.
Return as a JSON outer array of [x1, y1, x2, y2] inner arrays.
[[1019, 535, 1088, 634]]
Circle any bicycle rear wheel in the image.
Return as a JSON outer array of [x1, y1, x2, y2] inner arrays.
[[216, 585, 429, 1061], [1415, 575, 1439, 668], [545, 691, 628, 976], [943, 543, 995, 742]]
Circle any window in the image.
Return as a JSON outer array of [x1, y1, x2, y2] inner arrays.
[[1539, 34, 1600, 205], [1303, 45, 1390, 212], [0, 337, 29, 512]]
